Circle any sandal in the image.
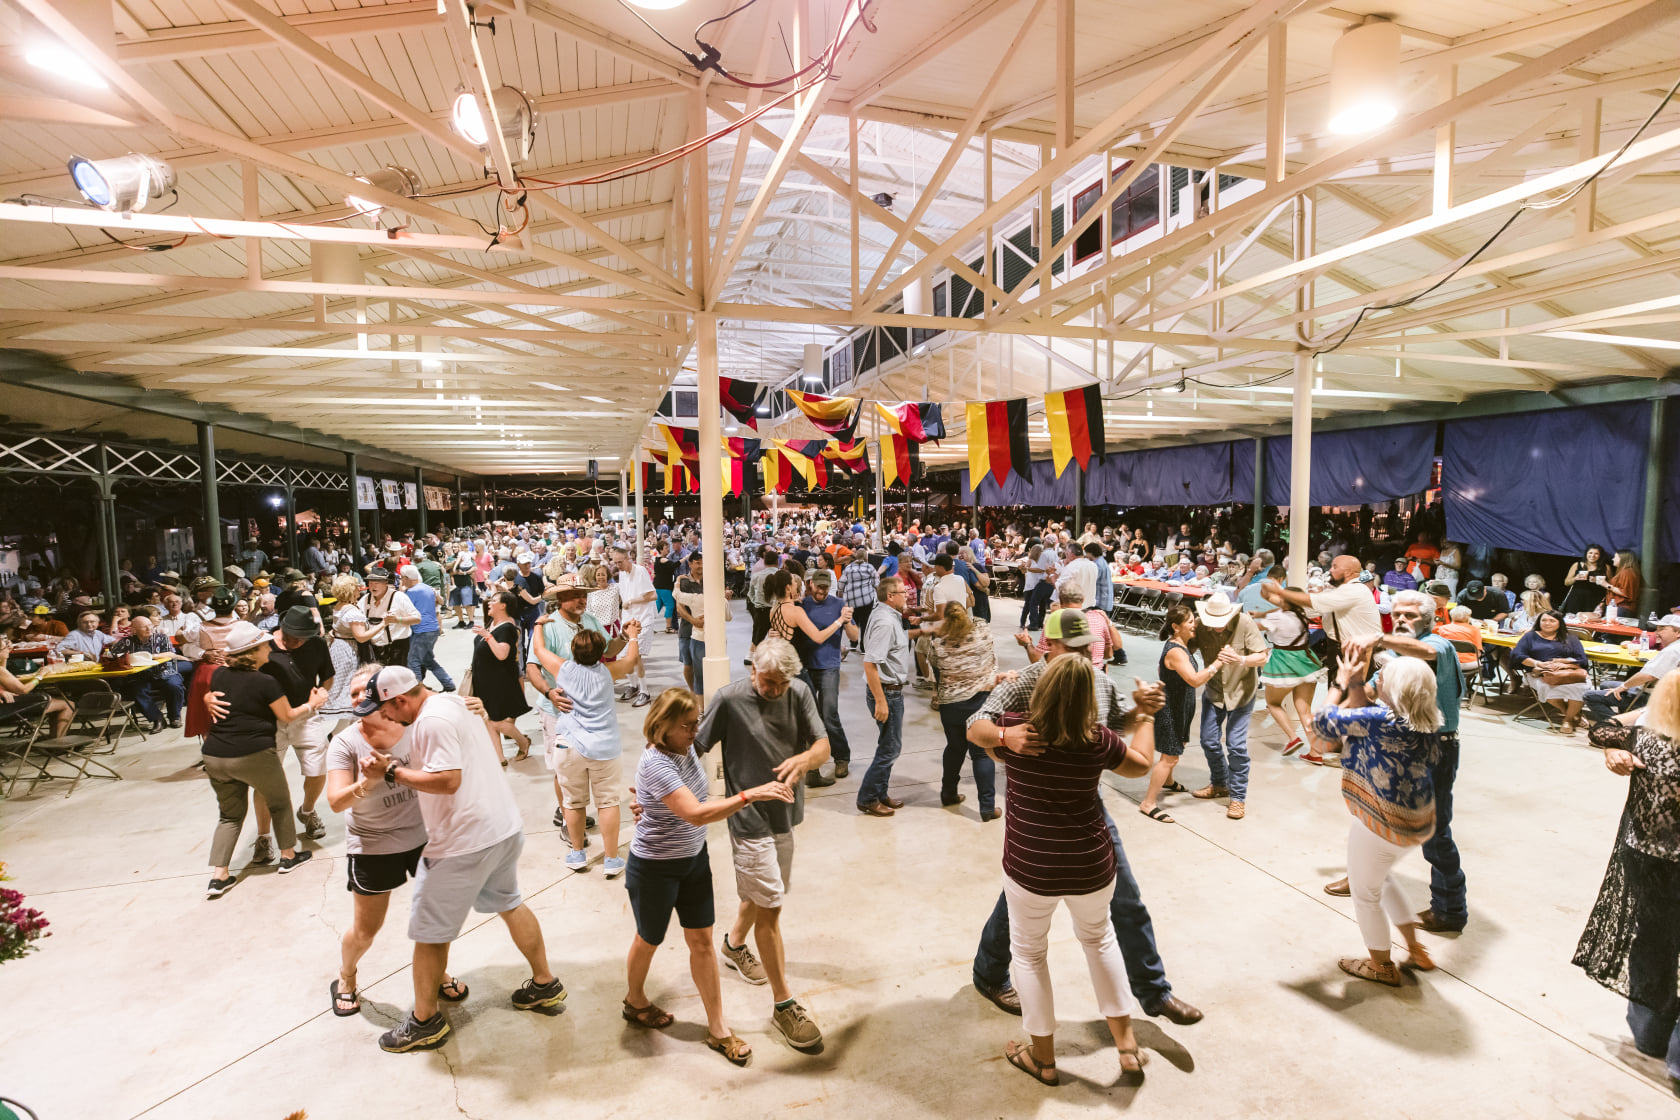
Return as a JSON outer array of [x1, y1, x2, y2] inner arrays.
[[330, 978, 360, 1017], [438, 978, 469, 1002], [622, 999, 674, 1029], [1402, 945, 1436, 972], [1139, 805, 1175, 824], [1226, 801, 1246, 820], [1338, 956, 1403, 987], [1004, 1039, 1058, 1086], [1190, 785, 1229, 800], [1118, 1045, 1149, 1081], [705, 1032, 753, 1066], [1162, 780, 1188, 794]]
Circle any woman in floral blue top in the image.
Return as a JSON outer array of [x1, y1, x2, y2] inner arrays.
[[1313, 649, 1442, 987]]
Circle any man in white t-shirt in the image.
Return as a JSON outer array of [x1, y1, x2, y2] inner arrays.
[[1261, 553, 1382, 650], [1059, 550, 1100, 613], [612, 545, 657, 707], [355, 666, 564, 1053]]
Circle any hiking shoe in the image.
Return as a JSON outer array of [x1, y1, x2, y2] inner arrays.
[[565, 849, 588, 872], [772, 1000, 823, 1051], [278, 849, 313, 874], [206, 876, 236, 900], [297, 807, 326, 839], [251, 835, 276, 865], [975, 981, 1021, 1015], [603, 856, 626, 879], [805, 769, 836, 788], [379, 1012, 451, 1053], [512, 977, 567, 1011], [833, 760, 849, 779], [721, 935, 767, 984]]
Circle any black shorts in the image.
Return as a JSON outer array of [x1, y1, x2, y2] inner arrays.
[[625, 846, 714, 945], [345, 843, 425, 896], [749, 605, 771, 646]]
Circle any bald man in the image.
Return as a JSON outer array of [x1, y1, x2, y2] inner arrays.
[[1260, 553, 1382, 661]]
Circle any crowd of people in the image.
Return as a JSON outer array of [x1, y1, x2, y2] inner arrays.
[[3, 501, 1675, 1095]]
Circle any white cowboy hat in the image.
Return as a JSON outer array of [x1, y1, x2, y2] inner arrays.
[[1195, 591, 1239, 627]]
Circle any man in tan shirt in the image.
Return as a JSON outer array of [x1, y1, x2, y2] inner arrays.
[[1188, 592, 1270, 820]]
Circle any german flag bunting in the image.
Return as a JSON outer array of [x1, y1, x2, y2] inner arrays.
[[1044, 383, 1106, 476], [638, 460, 659, 494], [772, 439, 827, 490], [718, 377, 763, 431], [786, 390, 861, 442], [659, 424, 699, 467], [823, 439, 870, 474], [966, 398, 1031, 490], [881, 433, 918, 488], [875, 401, 945, 443]]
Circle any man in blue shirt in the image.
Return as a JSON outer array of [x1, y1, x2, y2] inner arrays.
[[800, 570, 853, 780], [401, 565, 456, 692]]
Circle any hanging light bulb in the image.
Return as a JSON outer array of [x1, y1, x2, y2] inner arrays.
[[803, 343, 824, 385], [1328, 18, 1401, 135], [345, 165, 421, 227], [67, 154, 176, 212], [451, 87, 538, 164]]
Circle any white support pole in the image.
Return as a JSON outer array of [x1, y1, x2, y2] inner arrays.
[[696, 312, 729, 700], [1286, 351, 1313, 588], [873, 406, 885, 547], [633, 452, 645, 566]]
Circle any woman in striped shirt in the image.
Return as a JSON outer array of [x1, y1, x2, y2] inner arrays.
[[985, 655, 1156, 1086], [623, 688, 793, 1066], [1312, 650, 1442, 986]]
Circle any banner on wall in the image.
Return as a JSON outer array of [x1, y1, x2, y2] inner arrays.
[[424, 486, 452, 511], [403, 482, 419, 510], [380, 479, 402, 509], [356, 476, 378, 510]]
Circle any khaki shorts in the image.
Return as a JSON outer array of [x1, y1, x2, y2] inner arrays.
[[730, 831, 794, 909], [276, 712, 331, 777], [557, 746, 621, 810]]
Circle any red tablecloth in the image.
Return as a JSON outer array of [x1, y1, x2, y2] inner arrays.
[[1117, 579, 1210, 598], [1571, 618, 1641, 638]]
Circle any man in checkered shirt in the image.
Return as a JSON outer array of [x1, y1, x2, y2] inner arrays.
[[838, 548, 879, 655]]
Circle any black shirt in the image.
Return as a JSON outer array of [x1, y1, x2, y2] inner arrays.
[[202, 667, 283, 758], [261, 637, 333, 706], [275, 588, 319, 622], [516, 571, 545, 624], [677, 575, 703, 640], [653, 557, 677, 591], [1460, 588, 1506, 621]]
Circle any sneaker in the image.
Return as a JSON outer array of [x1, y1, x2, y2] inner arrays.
[[251, 835, 276, 865], [632, 691, 652, 708], [379, 1011, 451, 1053], [586, 815, 596, 830], [974, 980, 1021, 1015], [297, 807, 325, 840], [278, 849, 314, 874], [565, 849, 589, 872], [805, 769, 836, 788], [511, 977, 567, 1011], [833, 760, 849, 779], [603, 856, 626, 879], [721, 935, 767, 984], [167, 716, 183, 729], [206, 876, 236, 900], [772, 999, 823, 1051]]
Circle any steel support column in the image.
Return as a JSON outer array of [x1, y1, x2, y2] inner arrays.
[[345, 453, 362, 562], [1287, 354, 1313, 588], [456, 478, 465, 531], [1252, 436, 1266, 555], [284, 479, 298, 567], [872, 409, 884, 547], [1073, 468, 1084, 535], [369, 479, 383, 546], [415, 467, 427, 537], [196, 421, 223, 578], [633, 453, 645, 565], [1641, 396, 1665, 618], [94, 442, 118, 603], [697, 312, 729, 699]]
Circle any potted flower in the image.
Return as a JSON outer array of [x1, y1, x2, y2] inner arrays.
[[0, 862, 50, 964]]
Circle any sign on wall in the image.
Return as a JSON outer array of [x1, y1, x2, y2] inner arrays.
[[356, 476, 378, 509], [403, 482, 419, 510], [381, 479, 402, 509]]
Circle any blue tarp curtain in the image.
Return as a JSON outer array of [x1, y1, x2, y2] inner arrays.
[[1086, 440, 1247, 506], [1230, 422, 1435, 508], [960, 458, 1079, 506], [1443, 400, 1648, 558]]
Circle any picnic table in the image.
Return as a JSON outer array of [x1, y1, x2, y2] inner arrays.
[[1568, 617, 1641, 639], [1116, 578, 1210, 598], [19, 663, 154, 687], [1480, 630, 1651, 670]]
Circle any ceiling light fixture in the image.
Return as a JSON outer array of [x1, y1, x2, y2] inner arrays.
[[346, 165, 421, 227], [67, 153, 176, 212], [25, 40, 107, 89], [803, 343, 824, 384], [1327, 17, 1401, 135], [451, 86, 538, 164]]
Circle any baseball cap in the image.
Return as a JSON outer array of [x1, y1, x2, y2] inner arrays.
[[516, 552, 535, 565], [1655, 614, 1680, 629], [1044, 608, 1094, 648], [352, 666, 420, 715], [31, 604, 49, 615]]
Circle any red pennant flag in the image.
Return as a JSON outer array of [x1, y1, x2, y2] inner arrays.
[[881, 433, 917, 488], [823, 439, 870, 474]]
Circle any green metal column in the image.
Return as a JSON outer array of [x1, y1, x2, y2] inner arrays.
[[345, 453, 361, 563], [415, 467, 428, 537], [196, 421, 223, 577], [1252, 436, 1266, 555], [456, 479, 465, 531], [284, 477, 299, 568], [94, 443, 118, 605], [1073, 467, 1084, 534], [1640, 397, 1665, 618]]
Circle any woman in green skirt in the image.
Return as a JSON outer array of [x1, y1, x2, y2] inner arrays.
[[1259, 590, 1326, 758]]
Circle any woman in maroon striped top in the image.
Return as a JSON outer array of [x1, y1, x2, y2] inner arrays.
[[988, 654, 1157, 1086]]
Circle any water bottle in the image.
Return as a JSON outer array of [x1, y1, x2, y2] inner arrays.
[[1640, 630, 1651, 652]]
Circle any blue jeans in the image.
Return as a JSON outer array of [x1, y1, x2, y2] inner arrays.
[[125, 668, 184, 725], [1625, 855, 1680, 1081], [681, 638, 704, 695], [1199, 697, 1253, 802], [804, 666, 850, 763], [1422, 732, 1467, 924], [938, 692, 994, 813], [1582, 688, 1643, 724], [1020, 582, 1054, 630], [406, 629, 455, 691], [856, 689, 904, 808], [973, 807, 1171, 1004]]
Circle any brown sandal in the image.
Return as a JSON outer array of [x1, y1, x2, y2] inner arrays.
[[622, 999, 674, 1029], [1005, 1040, 1058, 1086], [706, 1032, 753, 1066], [1402, 945, 1436, 972], [1226, 801, 1246, 820], [1118, 1045, 1149, 1082], [1338, 956, 1402, 986], [1191, 785, 1229, 800]]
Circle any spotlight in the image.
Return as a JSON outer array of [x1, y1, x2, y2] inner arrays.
[[870, 192, 895, 209], [451, 87, 538, 164], [345, 165, 421, 227], [1328, 18, 1401, 135], [25, 40, 107, 89], [67, 153, 176, 213]]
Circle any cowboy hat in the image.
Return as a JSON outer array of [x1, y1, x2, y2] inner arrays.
[[1195, 591, 1239, 627]]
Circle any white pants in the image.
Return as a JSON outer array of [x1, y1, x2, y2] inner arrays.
[[1346, 818, 1417, 952], [1003, 874, 1133, 1038]]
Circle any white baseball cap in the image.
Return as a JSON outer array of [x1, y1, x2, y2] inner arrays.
[[352, 665, 420, 715]]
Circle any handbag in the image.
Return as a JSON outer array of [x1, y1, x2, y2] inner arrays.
[[458, 668, 474, 698], [99, 652, 133, 671], [1542, 667, 1588, 685]]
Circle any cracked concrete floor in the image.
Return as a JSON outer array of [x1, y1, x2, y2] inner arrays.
[[2, 602, 1677, 1119]]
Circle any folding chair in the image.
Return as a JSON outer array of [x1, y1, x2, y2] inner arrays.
[[1448, 640, 1484, 706], [11, 688, 122, 797], [1510, 674, 1561, 731], [1110, 585, 1146, 631]]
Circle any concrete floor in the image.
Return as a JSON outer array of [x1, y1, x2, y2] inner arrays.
[[2, 599, 1676, 1119]]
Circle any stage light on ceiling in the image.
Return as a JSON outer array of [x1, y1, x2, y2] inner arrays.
[[67, 153, 176, 212], [451, 86, 538, 164], [346, 165, 421, 226], [1327, 17, 1401, 135], [803, 343, 824, 384], [25, 39, 107, 88]]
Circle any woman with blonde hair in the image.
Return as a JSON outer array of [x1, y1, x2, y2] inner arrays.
[[1311, 650, 1442, 986], [320, 574, 381, 731], [926, 601, 1010, 819], [984, 654, 1156, 1086], [623, 688, 793, 1065]]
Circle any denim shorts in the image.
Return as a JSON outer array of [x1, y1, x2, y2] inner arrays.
[[625, 846, 714, 945]]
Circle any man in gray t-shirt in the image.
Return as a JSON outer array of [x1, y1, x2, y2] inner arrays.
[[694, 636, 829, 1054]]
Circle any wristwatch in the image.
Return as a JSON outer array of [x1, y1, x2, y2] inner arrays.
[[384, 761, 399, 785]]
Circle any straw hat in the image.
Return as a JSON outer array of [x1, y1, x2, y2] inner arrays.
[[1195, 592, 1239, 627]]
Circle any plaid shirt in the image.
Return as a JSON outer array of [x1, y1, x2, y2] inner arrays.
[[839, 557, 879, 609], [968, 655, 1134, 731]]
